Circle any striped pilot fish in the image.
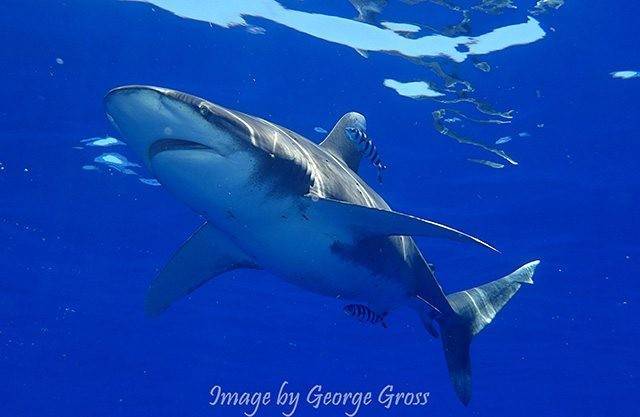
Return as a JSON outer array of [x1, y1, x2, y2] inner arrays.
[[344, 304, 388, 328], [344, 127, 387, 183]]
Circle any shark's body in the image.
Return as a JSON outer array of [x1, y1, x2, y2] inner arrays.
[[105, 86, 539, 405]]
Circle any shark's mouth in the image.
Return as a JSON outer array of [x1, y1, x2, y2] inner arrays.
[[148, 139, 211, 160]]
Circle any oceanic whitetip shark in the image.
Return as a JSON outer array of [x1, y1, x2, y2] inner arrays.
[[104, 85, 539, 405]]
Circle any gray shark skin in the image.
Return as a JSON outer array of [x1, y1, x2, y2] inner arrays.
[[104, 85, 539, 405]]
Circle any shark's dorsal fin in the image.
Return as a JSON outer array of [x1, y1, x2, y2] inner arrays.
[[145, 222, 259, 316], [320, 112, 367, 172], [303, 196, 499, 253]]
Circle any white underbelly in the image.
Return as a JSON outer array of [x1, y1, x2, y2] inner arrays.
[[215, 207, 413, 311]]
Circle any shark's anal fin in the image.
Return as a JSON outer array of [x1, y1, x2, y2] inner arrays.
[[303, 196, 499, 253], [145, 222, 259, 316], [320, 112, 367, 172]]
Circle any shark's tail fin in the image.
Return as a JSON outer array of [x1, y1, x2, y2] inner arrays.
[[433, 260, 540, 405]]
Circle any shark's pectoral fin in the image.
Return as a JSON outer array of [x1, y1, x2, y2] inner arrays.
[[304, 196, 499, 253], [145, 222, 258, 316]]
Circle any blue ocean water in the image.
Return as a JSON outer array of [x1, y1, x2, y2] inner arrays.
[[1, 1, 639, 416]]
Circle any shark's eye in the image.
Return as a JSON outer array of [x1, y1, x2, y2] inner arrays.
[[198, 103, 209, 116]]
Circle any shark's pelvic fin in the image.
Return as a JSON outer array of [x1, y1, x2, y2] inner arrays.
[[145, 222, 259, 316], [320, 112, 367, 172], [304, 196, 499, 253]]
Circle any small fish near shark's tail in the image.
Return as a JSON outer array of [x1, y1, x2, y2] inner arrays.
[[426, 260, 540, 405]]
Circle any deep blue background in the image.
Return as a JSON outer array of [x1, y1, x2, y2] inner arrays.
[[1, 1, 639, 416]]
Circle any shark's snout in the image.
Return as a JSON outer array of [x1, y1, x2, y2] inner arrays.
[[104, 85, 250, 170]]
